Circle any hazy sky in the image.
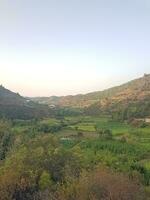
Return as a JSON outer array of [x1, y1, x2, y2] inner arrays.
[[0, 0, 150, 97]]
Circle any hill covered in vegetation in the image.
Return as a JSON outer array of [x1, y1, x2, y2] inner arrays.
[[0, 75, 150, 199], [31, 74, 150, 119], [0, 86, 51, 119], [0, 85, 27, 105], [85, 74, 150, 119]]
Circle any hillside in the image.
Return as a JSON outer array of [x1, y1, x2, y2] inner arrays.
[[85, 74, 150, 118], [31, 74, 150, 119], [32, 74, 150, 106], [0, 85, 27, 105], [0, 86, 51, 119]]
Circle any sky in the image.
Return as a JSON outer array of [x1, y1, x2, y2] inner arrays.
[[0, 0, 150, 97]]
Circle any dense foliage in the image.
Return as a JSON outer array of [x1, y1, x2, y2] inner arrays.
[[0, 76, 150, 199], [0, 116, 149, 199]]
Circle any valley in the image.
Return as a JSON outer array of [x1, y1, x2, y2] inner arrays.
[[0, 75, 150, 199]]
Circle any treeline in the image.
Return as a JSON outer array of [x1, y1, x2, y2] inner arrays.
[[84, 98, 150, 121], [109, 98, 150, 121], [0, 134, 145, 200], [0, 120, 14, 160], [0, 104, 50, 120]]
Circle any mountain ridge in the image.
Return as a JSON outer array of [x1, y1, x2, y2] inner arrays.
[[1, 74, 149, 119], [31, 74, 150, 108]]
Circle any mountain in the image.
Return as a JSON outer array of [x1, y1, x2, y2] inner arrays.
[[0, 85, 27, 105], [0, 86, 51, 119], [85, 74, 150, 119], [31, 74, 150, 119]]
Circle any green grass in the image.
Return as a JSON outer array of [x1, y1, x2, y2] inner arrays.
[[69, 123, 96, 132], [64, 116, 150, 139], [40, 118, 60, 125], [65, 116, 131, 135], [10, 115, 150, 187]]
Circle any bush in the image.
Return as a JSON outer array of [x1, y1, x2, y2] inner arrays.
[[56, 168, 144, 200], [97, 129, 113, 139], [38, 123, 62, 133]]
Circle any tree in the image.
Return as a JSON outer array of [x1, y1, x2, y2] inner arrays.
[[103, 129, 113, 139], [0, 119, 13, 160], [77, 132, 83, 138], [39, 171, 52, 190]]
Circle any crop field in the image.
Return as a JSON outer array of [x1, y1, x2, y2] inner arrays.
[[6, 115, 150, 198]]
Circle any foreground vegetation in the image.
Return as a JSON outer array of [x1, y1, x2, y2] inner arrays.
[[0, 116, 150, 199]]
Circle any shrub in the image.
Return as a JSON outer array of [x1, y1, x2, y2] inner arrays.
[[57, 168, 144, 200]]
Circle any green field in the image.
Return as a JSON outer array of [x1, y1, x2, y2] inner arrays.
[[0, 116, 150, 199]]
